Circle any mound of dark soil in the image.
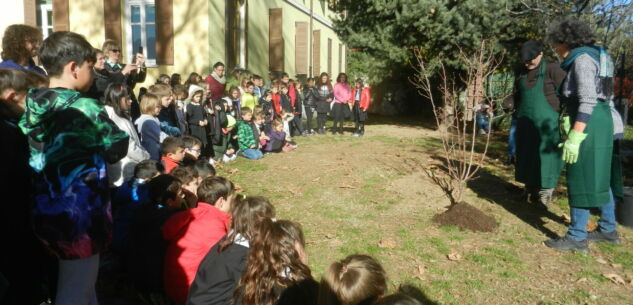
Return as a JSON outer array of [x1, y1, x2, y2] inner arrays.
[[432, 201, 498, 232]]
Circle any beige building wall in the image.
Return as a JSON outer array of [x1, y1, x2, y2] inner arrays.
[[68, 0, 104, 48], [0, 2, 26, 45]]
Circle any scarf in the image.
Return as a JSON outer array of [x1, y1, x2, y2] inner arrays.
[[211, 72, 226, 84], [561, 45, 614, 78]]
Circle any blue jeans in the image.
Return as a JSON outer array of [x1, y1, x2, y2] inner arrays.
[[476, 113, 490, 132], [241, 148, 263, 160], [566, 189, 617, 241], [508, 116, 517, 157]]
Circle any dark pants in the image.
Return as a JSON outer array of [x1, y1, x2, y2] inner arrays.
[[317, 112, 328, 132], [305, 107, 315, 132], [353, 101, 366, 134], [332, 103, 346, 132], [291, 114, 304, 136]]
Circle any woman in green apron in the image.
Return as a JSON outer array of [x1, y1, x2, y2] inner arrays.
[[515, 41, 566, 208], [544, 19, 625, 253]]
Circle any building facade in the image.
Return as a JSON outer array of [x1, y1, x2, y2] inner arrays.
[[1, 0, 346, 85]]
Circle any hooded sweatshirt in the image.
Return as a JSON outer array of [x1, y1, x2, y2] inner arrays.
[[19, 87, 129, 259], [135, 114, 167, 160]]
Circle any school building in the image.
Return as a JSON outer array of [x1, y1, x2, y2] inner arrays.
[[1, 0, 347, 84]]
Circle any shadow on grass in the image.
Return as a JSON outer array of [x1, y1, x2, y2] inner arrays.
[[467, 168, 565, 239], [398, 284, 440, 305], [364, 113, 437, 130]]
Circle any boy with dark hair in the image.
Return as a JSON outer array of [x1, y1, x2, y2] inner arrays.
[[18, 31, 129, 305], [112, 159, 163, 252], [182, 135, 203, 166], [162, 176, 235, 304], [170, 166, 200, 208], [128, 174, 184, 303], [161, 136, 186, 173], [236, 107, 264, 160], [193, 159, 216, 179]]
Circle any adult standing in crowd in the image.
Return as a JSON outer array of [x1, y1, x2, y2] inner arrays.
[[0, 24, 46, 75], [205, 62, 226, 101], [86, 48, 111, 101], [102, 39, 146, 120], [544, 19, 624, 253], [513, 40, 566, 209], [315, 72, 333, 134], [332, 73, 352, 135]]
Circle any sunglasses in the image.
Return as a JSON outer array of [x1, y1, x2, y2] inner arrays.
[[111, 49, 121, 53]]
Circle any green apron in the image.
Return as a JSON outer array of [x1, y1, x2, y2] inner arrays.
[[566, 100, 613, 207], [515, 61, 563, 189]]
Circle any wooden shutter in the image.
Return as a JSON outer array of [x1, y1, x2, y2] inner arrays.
[[103, 0, 122, 43], [312, 30, 320, 76], [52, 0, 69, 32], [327, 38, 332, 76], [338, 43, 342, 74], [294, 22, 308, 75], [156, 0, 174, 65], [23, 0, 37, 27], [269, 8, 283, 72]]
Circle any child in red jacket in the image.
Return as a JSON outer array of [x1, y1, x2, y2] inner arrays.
[[162, 176, 237, 304], [351, 78, 371, 136]]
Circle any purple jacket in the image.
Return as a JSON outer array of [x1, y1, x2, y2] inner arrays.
[[0, 59, 47, 75], [264, 130, 286, 152]]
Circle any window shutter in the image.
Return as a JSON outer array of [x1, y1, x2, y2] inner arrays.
[[312, 30, 320, 76], [156, 0, 174, 65], [294, 21, 308, 75], [338, 43, 342, 74], [23, 0, 37, 27], [327, 38, 332, 76], [52, 0, 69, 32], [103, 0, 121, 43], [269, 8, 283, 73]]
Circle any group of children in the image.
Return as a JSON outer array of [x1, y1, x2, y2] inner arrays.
[[136, 67, 372, 163], [0, 29, 396, 305]]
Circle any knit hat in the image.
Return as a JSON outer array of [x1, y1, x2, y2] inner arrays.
[[187, 84, 205, 102], [520, 40, 543, 62], [226, 115, 236, 128]]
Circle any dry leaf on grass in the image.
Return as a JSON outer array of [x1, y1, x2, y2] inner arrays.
[[576, 277, 588, 283], [378, 238, 397, 249], [227, 168, 239, 175], [312, 176, 320, 182], [603, 273, 626, 285], [339, 185, 357, 189], [447, 252, 462, 262], [596, 257, 608, 264], [611, 263, 622, 269], [324, 233, 335, 239], [414, 265, 426, 280], [586, 220, 597, 231]]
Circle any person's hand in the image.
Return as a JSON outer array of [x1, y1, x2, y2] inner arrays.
[[558, 130, 587, 164], [135, 53, 145, 66], [326, 98, 332, 102], [121, 64, 137, 75], [250, 145, 257, 149]]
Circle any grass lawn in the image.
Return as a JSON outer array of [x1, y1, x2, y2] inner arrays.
[[215, 117, 633, 305]]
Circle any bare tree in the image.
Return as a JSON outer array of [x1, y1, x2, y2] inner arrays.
[[410, 39, 507, 205]]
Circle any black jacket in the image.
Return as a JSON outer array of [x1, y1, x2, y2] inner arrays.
[[303, 87, 318, 108], [280, 94, 293, 113], [186, 241, 249, 305]]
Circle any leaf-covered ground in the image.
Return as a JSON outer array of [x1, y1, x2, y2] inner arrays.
[[216, 119, 633, 305]]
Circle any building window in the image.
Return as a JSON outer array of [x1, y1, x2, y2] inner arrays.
[[227, 0, 247, 70], [36, 3, 53, 38], [125, 0, 156, 66]]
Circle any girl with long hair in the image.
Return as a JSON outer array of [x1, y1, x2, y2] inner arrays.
[[233, 219, 318, 305], [315, 73, 334, 134], [186, 196, 276, 305], [103, 82, 150, 187], [318, 255, 387, 305]]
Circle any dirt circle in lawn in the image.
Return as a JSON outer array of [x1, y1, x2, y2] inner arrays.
[[432, 201, 499, 232]]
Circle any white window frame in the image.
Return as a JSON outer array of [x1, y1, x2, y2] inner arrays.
[[37, 4, 53, 39], [124, 0, 157, 67]]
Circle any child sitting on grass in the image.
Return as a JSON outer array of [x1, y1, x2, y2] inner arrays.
[[264, 119, 297, 153], [161, 136, 186, 174], [170, 165, 200, 209], [236, 107, 264, 160], [128, 174, 184, 304], [163, 176, 237, 304], [187, 196, 276, 305], [182, 135, 203, 166], [193, 159, 216, 179], [18, 31, 130, 305], [318, 254, 387, 305]]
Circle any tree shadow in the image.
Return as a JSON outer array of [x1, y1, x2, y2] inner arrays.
[[467, 168, 565, 239]]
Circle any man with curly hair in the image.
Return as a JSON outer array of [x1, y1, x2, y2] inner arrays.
[[0, 24, 46, 75]]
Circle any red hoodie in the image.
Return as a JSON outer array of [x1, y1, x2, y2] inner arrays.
[[162, 202, 231, 304], [161, 156, 180, 174], [351, 86, 371, 110]]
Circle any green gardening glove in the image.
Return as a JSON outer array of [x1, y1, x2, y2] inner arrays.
[[558, 130, 587, 164], [559, 115, 571, 139]]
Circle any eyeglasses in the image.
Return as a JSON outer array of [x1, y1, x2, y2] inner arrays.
[[187, 148, 201, 152], [111, 49, 121, 53]]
